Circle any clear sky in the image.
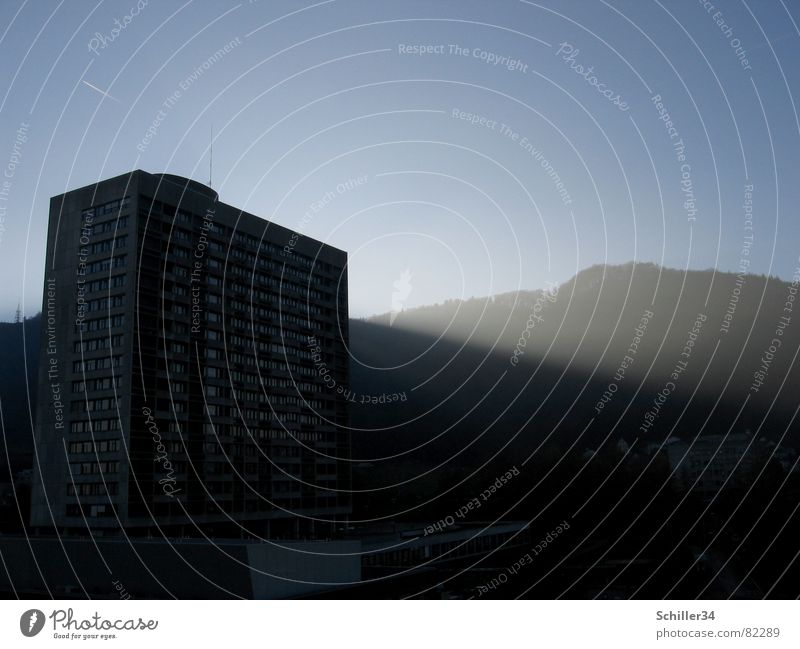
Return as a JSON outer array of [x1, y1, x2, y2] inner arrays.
[[0, 0, 798, 320]]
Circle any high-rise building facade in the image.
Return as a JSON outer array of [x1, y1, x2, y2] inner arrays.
[[32, 171, 350, 538]]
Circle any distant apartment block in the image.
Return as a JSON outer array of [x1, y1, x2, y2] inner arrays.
[[32, 171, 350, 537], [663, 433, 757, 497]]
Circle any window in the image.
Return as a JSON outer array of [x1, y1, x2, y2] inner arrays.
[[69, 418, 120, 433], [81, 196, 130, 221], [89, 216, 128, 236], [67, 482, 118, 496], [73, 334, 124, 353], [70, 461, 120, 475], [73, 355, 122, 372], [68, 439, 120, 454], [85, 294, 125, 313], [73, 397, 119, 413], [87, 236, 127, 255], [75, 314, 125, 333], [168, 361, 187, 374], [72, 376, 121, 392], [82, 274, 126, 294], [205, 385, 224, 397], [82, 255, 126, 275]]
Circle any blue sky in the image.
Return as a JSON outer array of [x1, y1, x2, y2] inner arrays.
[[0, 0, 798, 320]]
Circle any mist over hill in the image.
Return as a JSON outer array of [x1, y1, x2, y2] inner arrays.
[[348, 262, 799, 470]]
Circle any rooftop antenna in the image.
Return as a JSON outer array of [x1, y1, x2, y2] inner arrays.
[[209, 124, 213, 188]]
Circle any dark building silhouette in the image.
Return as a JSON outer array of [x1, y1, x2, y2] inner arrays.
[[32, 170, 350, 538]]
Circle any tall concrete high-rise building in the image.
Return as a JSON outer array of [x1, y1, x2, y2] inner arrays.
[[32, 171, 351, 538]]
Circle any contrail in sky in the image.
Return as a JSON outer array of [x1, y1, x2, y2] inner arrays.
[[82, 80, 120, 103]]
